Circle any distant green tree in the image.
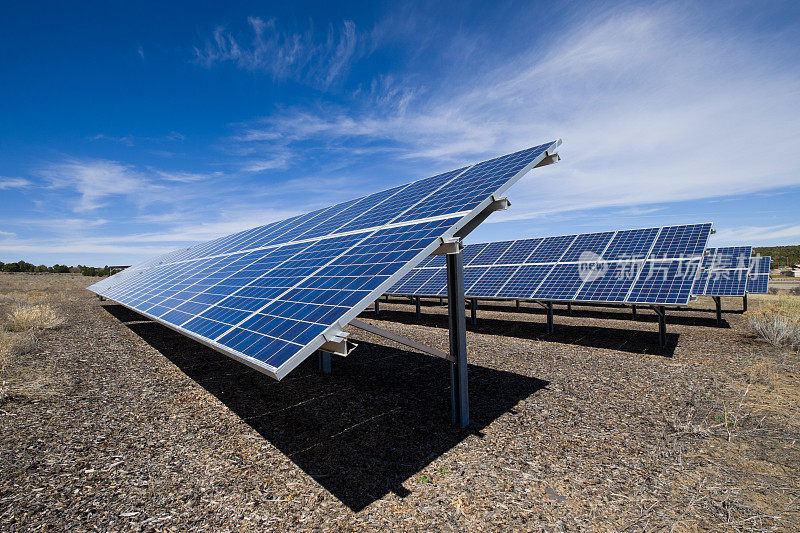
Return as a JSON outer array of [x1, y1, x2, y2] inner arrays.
[[52, 264, 71, 273], [35, 264, 49, 273], [753, 245, 800, 268]]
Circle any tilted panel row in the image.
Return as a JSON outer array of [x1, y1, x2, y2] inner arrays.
[[388, 223, 712, 306]]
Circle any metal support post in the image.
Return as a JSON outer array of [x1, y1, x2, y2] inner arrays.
[[317, 351, 331, 374], [447, 250, 469, 428], [470, 298, 477, 325], [632, 305, 637, 319], [743, 294, 748, 312], [415, 296, 421, 319], [655, 306, 667, 347], [713, 296, 722, 325], [546, 302, 554, 333], [515, 299, 520, 310], [567, 303, 572, 315], [375, 298, 380, 316]]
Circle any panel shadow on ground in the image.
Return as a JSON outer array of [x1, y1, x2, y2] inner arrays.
[[368, 301, 685, 356], [101, 304, 547, 512]]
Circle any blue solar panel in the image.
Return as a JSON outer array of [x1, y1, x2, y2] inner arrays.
[[649, 224, 713, 259], [393, 144, 553, 223], [627, 259, 700, 305], [560, 231, 614, 262], [746, 256, 771, 293], [470, 241, 514, 266], [495, 264, 553, 298], [526, 235, 577, 263], [417, 268, 448, 296], [694, 246, 753, 296], [575, 261, 642, 302], [751, 256, 772, 275], [463, 243, 491, 265], [387, 222, 711, 306], [533, 262, 586, 300], [91, 141, 562, 379], [467, 266, 518, 297], [602, 227, 659, 260], [495, 238, 542, 264]]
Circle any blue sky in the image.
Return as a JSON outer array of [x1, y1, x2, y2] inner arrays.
[[1, 1, 799, 266]]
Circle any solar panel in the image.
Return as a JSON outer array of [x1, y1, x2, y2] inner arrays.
[[387, 223, 712, 306], [746, 256, 771, 293], [92, 141, 562, 379], [693, 246, 753, 296]]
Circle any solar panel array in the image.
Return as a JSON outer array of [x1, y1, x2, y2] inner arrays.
[[89, 141, 561, 379], [746, 256, 771, 294], [692, 247, 753, 296], [389, 223, 712, 306]]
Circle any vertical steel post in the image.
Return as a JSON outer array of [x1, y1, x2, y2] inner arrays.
[[658, 307, 666, 347], [375, 298, 380, 316], [714, 296, 722, 325], [546, 302, 554, 333], [567, 303, 572, 315], [470, 298, 477, 325], [415, 296, 421, 319], [447, 250, 469, 428], [632, 305, 637, 319], [743, 294, 748, 312], [515, 299, 520, 310], [317, 351, 331, 374]]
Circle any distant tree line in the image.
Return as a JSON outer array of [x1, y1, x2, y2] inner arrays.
[[753, 245, 800, 268], [0, 260, 111, 276]]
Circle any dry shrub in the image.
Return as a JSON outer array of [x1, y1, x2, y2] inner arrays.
[[746, 360, 777, 386], [0, 329, 38, 370], [745, 297, 800, 349], [6, 303, 65, 332]]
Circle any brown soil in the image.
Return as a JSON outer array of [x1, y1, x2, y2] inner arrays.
[[1, 273, 798, 531]]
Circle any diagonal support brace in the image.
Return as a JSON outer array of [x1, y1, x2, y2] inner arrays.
[[349, 318, 453, 362]]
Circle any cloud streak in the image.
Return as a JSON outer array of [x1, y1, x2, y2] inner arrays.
[[230, 5, 800, 222], [194, 17, 366, 89]]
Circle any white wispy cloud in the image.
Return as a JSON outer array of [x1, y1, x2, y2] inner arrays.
[[230, 5, 800, 221], [41, 159, 157, 211], [194, 17, 366, 89], [0, 177, 32, 190], [713, 224, 800, 246]]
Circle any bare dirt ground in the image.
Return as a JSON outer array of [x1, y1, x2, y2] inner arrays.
[[1, 272, 798, 531]]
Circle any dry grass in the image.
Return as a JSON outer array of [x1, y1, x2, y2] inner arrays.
[[745, 296, 800, 349], [5, 303, 65, 332], [746, 360, 778, 386]]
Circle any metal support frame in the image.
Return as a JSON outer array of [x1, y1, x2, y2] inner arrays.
[[447, 250, 469, 428], [375, 298, 380, 316], [632, 305, 637, 319], [349, 319, 452, 361], [515, 299, 520, 310], [651, 306, 667, 347], [713, 296, 722, 325], [317, 351, 331, 374], [743, 294, 748, 312], [415, 296, 421, 319], [470, 298, 477, 325], [567, 303, 572, 316], [536, 301, 554, 333]]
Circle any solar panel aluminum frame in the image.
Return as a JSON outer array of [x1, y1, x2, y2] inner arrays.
[[96, 140, 562, 380]]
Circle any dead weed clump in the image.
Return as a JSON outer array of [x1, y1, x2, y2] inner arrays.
[[0, 329, 38, 370], [745, 297, 800, 350], [6, 303, 65, 332]]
